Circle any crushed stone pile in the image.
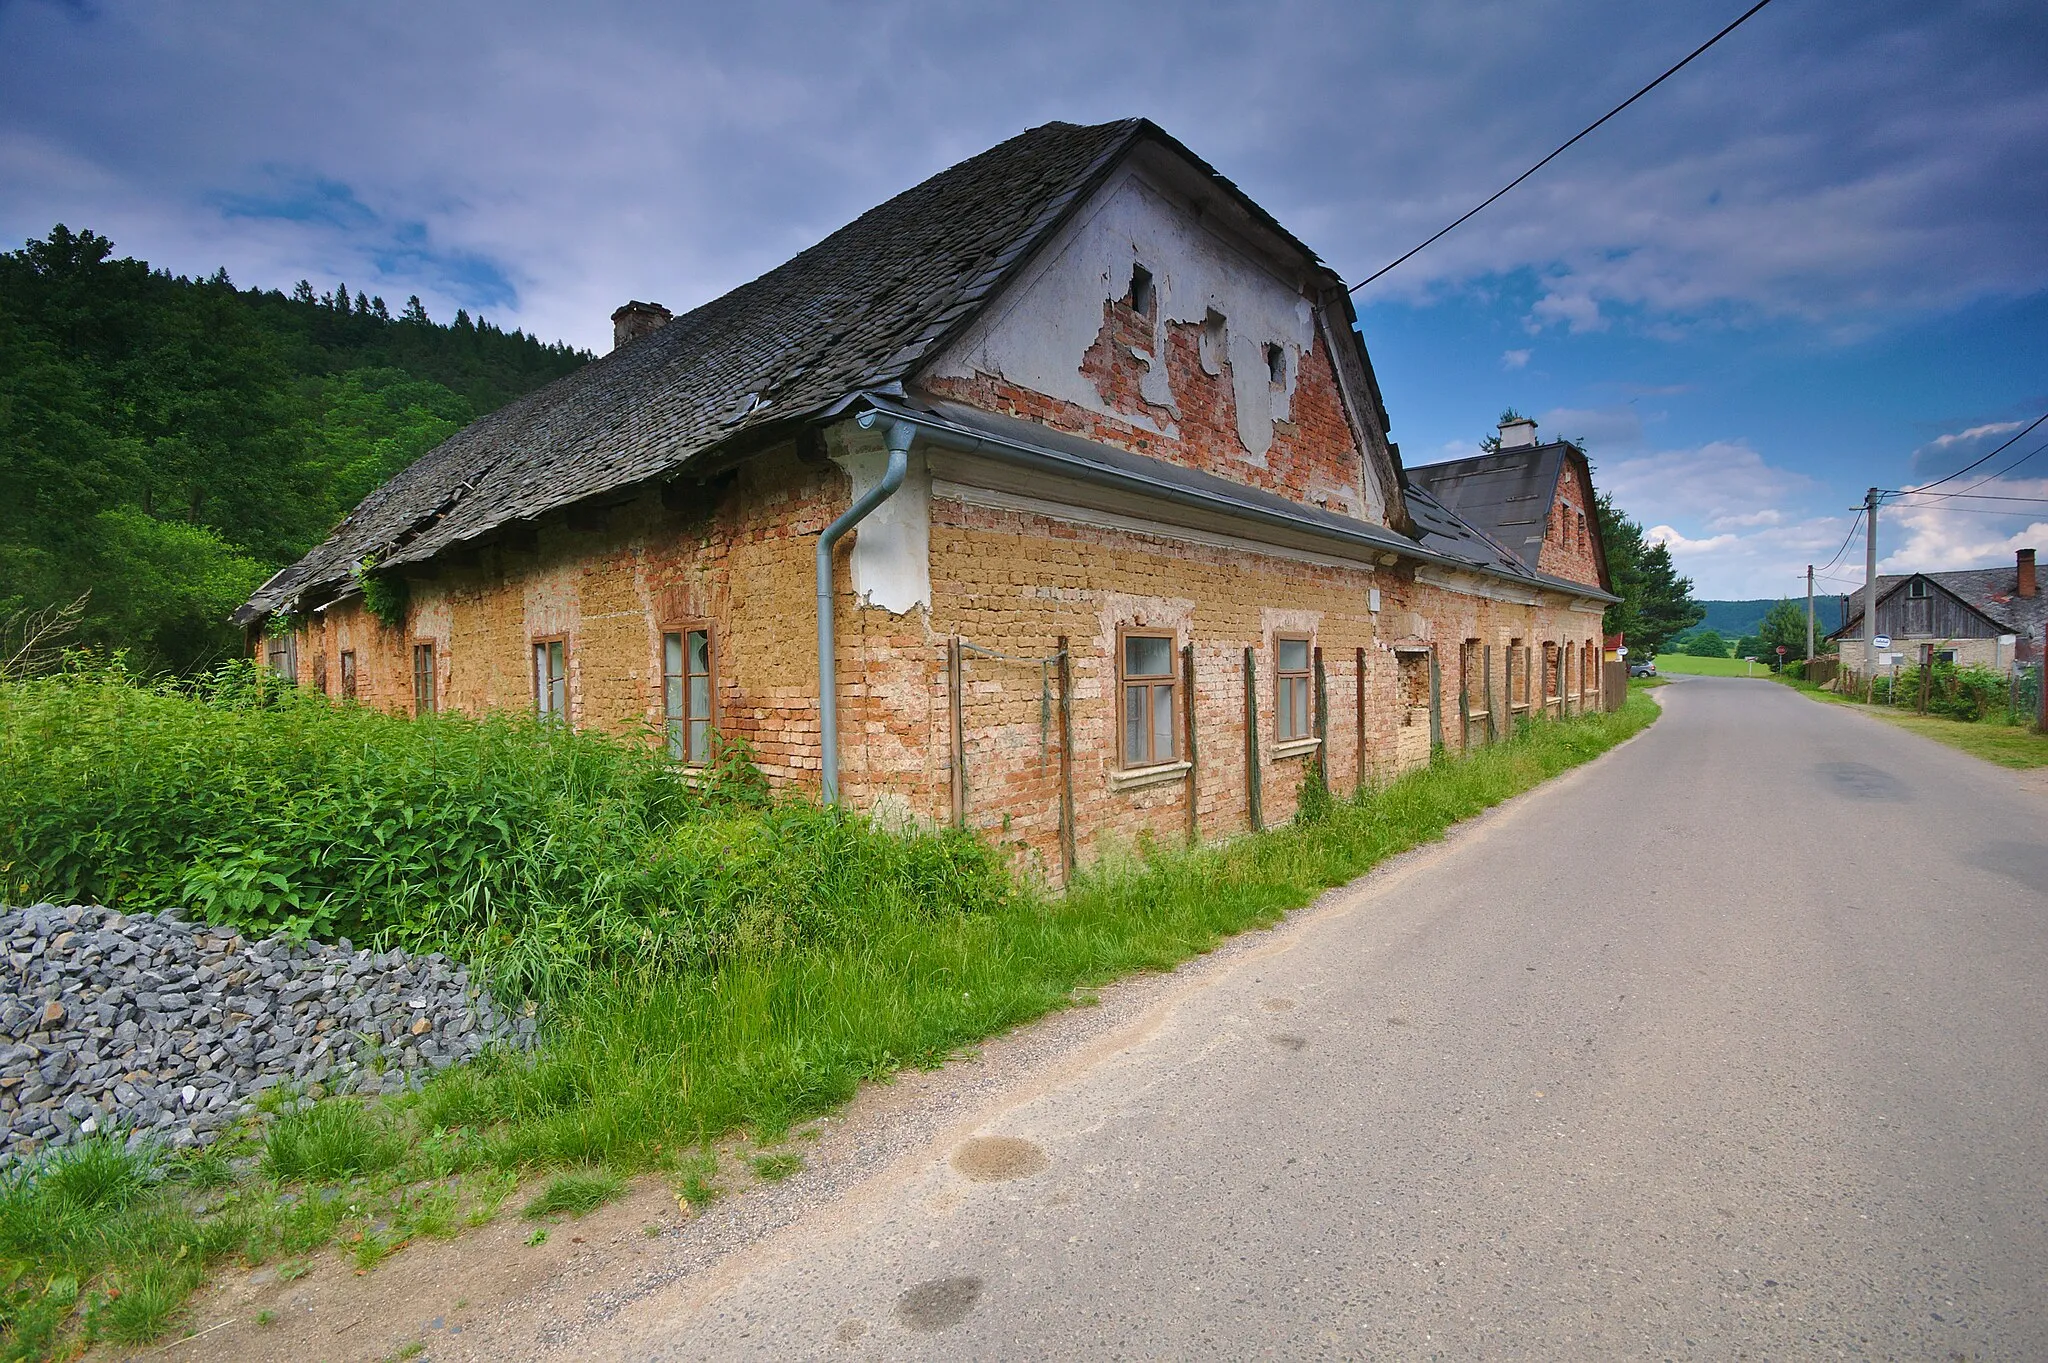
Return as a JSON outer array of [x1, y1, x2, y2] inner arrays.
[[0, 904, 533, 1162]]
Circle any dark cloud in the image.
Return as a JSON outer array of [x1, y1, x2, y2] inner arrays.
[[4, 0, 2043, 351]]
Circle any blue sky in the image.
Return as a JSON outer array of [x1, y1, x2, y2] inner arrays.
[[2, 0, 2043, 598]]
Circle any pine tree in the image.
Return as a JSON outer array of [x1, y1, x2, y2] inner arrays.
[[1596, 493, 1703, 657], [333, 282, 350, 312], [371, 295, 391, 321], [292, 280, 316, 305], [354, 289, 371, 316], [401, 295, 430, 325]]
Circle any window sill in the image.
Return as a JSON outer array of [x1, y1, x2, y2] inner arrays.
[[1109, 759, 1193, 791], [1268, 736, 1322, 761]]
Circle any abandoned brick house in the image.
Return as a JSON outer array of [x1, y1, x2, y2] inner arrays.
[[236, 118, 1616, 881]]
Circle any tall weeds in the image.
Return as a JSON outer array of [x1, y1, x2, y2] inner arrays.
[[0, 662, 1008, 999]]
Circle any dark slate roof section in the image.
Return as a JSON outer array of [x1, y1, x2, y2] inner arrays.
[[235, 119, 1152, 624], [1832, 566, 2048, 640], [1404, 444, 1570, 575], [893, 397, 1614, 601]]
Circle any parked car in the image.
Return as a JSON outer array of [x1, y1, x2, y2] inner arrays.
[[1629, 659, 1657, 678]]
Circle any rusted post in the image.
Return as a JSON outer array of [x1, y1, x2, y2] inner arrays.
[[1427, 648, 1444, 759], [1056, 636, 1076, 884], [1355, 645, 1367, 793], [1484, 644, 1497, 743], [1182, 641, 1199, 845], [1919, 642, 1932, 714], [1313, 646, 1330, 795], [1457, 645, 1471, 747], [1243, 646, 1263, 832], [948, 635, 966, 829]]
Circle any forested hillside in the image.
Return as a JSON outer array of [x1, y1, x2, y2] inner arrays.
[[1695, 597, 1844, 639], [0, 226, 590, 671]]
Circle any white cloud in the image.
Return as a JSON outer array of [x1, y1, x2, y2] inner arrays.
[[1928, 420, 2025, 450], [1598, 441, 1852, 597], [1880, 473, 2048, 573], [1647, 526, 1738, 554], [1501, 348, 1530, 370]]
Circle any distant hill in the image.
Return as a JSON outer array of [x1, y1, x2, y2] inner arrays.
[[1, 225, 592, 670], [1696, 597, 1843, 639]]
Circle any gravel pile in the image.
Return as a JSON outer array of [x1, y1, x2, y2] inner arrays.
[[0, 904, 533, 1162]]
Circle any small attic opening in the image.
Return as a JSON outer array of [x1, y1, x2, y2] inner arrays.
[[1265, 342, 1285, 387], [1906, 578, 1930, 599], [1127, 264, 1155, 316]]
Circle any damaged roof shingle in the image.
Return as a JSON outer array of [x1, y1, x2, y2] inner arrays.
[[236, 119, 1153, 624]]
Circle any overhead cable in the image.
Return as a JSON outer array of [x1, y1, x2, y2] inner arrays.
[[1348, 0, 1780, 293]]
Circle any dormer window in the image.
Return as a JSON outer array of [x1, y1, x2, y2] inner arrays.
[[1265, 343, 1285, 386], [1906, 579, 1930, 599], [1127, 264, 1155, 316]]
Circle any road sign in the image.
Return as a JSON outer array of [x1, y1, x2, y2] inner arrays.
[[1617, 646, 1629, 656], [1874, 634, 1891, 649], [1776, 645, 1787, 656]]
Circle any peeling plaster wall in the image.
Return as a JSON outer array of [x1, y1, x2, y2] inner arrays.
[[932, 171, 1316, 464], [829, 425, 932, 616]]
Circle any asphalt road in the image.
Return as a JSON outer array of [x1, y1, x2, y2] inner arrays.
[[625, 678, 2048, 1360]]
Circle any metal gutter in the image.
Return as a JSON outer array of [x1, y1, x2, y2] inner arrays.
[[858, 398, 1616, 603], [817, 413, 913, 804]]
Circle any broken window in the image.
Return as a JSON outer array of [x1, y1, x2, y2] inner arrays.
[[1200, 309, 1227, 375], [1275, 635, 1311, 741], [1265, 343, 1286, 387], [1119, 629, 1178, 769], [534, 637, 567, 722], [265, 631, 298, 684], [339, 649, 357, 701], [1127, 264, 1155, 316], [663, 627, 714, 765], [412, 642, 436, 715]]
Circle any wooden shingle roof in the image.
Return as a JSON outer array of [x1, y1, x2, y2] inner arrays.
[[239, 119, 1158, 623]]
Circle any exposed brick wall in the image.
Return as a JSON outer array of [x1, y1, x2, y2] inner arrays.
[[927, 311, 1374, 522], [1536, 454, 1604, 588], [279, 458, 1606, 886]]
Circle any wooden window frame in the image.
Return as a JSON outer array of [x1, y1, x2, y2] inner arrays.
[[411, 640, 437, 716], [265, 631, 298, 684], [1117, 626, 1180, 771], [532, 634, 569, 722], [661, 621, 717, 766], [1274, 633, 1313, 743], [339, 648, 357, 701]]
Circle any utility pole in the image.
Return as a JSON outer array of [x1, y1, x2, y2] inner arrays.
[[1805, 565, 1815, 663], [1863, 488, 1880, 702]]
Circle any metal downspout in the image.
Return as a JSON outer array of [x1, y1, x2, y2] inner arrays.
[[816, 412, 913, 804]]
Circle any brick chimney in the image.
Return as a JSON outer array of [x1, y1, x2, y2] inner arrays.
[[610, 300, 672, 351], [1497, 415, 1539, 449], [2019, 547, 2038, 598]]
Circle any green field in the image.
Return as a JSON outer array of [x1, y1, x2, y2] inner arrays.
[[1650, 653, 1782, 678]]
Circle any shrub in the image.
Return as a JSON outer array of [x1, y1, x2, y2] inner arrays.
[[0, 662, 1012, 997]]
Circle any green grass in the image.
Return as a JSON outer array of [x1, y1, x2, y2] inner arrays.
[[0, 676, 1658, 1358], [1652, 653, 1780, 677], [262, 1100, 405, 1182], [1776, 675, 2048, 768], [522, 1170, 625, 1220], [749, 1152, 804, 1183]]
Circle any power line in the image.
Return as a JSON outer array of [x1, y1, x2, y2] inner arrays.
[[1348, 0, 1780, 293], [1876, 502, 2048, 519], [1814, 508, 1865, 577], [1885, 412, 2048, 500], [1892, 436, 2048, 505]]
